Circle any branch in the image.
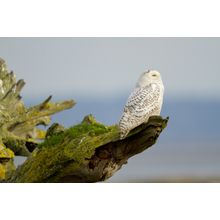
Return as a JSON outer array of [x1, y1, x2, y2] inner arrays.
[[0, 58, 75, 180], [8, 115, 169, 183]]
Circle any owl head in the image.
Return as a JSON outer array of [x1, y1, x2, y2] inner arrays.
[[136, 70, 162, 88]]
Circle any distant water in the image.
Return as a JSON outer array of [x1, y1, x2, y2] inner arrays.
[[47, 97, 220, 142], [16, 97, 220, 182]]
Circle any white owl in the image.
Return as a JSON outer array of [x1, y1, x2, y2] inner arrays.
[[119, 70, 164, 139]]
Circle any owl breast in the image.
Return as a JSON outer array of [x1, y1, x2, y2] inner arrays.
[[119, 82, 164, 139]]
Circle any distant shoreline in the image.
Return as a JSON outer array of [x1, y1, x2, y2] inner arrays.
[[107, 176, 220, 183]]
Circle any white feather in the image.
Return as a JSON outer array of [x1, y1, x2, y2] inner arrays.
[[119, 70, 164, 139]]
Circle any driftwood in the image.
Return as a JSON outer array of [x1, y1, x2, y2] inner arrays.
[[0, 58, 168, 183]]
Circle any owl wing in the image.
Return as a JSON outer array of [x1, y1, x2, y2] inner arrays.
[[124, 83, 160, 118]]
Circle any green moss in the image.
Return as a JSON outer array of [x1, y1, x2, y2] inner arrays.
[[41, 115, 115, 149], [41, 134, 65, 147], [10, 116, 121, 182], [62, 122, 119, 163], [9, 115, 168, 183], [66, 121, 108, 138]]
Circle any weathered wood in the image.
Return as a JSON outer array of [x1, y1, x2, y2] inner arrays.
[[0, 58, 74, 180], [9, 115, 168, 183]]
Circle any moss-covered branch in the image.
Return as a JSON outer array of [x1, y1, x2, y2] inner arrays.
[[9, 115, 168, 183], [0, 58, 74, 180]]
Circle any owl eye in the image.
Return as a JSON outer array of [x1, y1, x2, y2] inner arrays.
[[152, 74, 157, 77]]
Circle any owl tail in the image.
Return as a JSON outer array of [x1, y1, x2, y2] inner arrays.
[[119, 113, 130, 139], [119, 130, 129, 140], [119, 124, 130, 140]]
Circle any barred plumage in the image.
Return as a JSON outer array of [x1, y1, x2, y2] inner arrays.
[[119, 70, 164, 139]]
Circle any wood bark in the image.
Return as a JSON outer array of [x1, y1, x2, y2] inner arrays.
[[9, 115, 168, 183]]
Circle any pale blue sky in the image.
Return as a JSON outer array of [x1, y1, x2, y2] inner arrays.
[[0, 38, 219, 100]]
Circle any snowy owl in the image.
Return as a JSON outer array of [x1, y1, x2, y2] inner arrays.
[[119, 70, 164, 139]]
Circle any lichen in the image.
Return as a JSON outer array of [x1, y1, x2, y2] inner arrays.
[[0, 57, 75, 145], [9, 114, 120, 182], [0, 144, 15, 180], [0, 58, 76, 180], [0, 143, 14, 159], [0, 164, 6, 180]]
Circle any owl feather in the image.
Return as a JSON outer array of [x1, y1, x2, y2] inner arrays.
[[119, 70, 164, 139]]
